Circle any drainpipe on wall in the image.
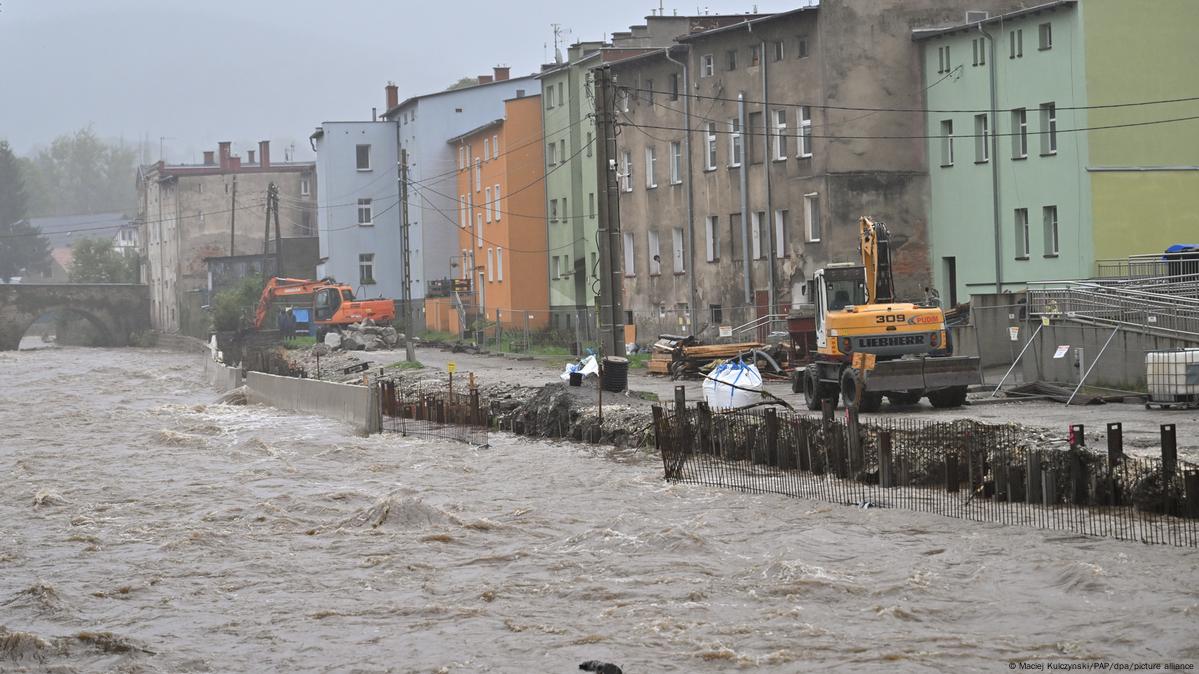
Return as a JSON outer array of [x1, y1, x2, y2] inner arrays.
[[738, 92, 752, 306], [981, 25, 1003, 295], [761, 38, 776, 314], [664, 47, 698, 332]]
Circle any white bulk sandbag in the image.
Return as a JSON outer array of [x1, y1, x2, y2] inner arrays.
[[559, 354, 600, 380], [703, 360, 763, 409]]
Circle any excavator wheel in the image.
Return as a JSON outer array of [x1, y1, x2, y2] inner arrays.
[[791, 369, 803, 394], [927, 386, 968, 409], [840, 368, 882, 413], [802, 368, 822, 410]]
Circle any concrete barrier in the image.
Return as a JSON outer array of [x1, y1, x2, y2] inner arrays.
[[245, 371, 381, 435], [1021, 322, 1199, 390], [203, 356, 244, 392]]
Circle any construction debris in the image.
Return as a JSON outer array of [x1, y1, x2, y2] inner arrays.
[[1004, 381, 1133, 405], [646, 334, 769, 380]]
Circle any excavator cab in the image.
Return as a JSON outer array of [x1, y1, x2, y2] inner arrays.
[[313, 287, 342, 322], [813, 265, 866, 350]]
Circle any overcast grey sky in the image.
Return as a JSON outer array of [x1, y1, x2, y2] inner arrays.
[[0, 0, 800, 163]]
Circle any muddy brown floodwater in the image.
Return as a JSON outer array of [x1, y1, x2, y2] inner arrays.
[[1, 346, 1197, 673]]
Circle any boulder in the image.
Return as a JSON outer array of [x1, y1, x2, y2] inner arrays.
[[382, 327, 399, 346], [342, 333, 367, 351], [362, 325, 384, 335], [323, 332, 342, 349], [311, 343, 331, 357]]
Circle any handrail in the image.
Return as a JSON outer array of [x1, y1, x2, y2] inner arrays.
[[732, 313, 789, 335], [1027, 275, 1199, 340]]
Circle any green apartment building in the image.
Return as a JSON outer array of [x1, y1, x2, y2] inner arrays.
[[918, 0, 1199, 304]]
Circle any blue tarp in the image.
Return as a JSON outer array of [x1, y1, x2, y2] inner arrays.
[[1164, 244, 1199, 255]]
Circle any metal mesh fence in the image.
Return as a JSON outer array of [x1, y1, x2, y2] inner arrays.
[[378, 378, 489, 447], [654, 403, 1199, 547]]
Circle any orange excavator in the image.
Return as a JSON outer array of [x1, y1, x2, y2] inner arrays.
[[253, 277, 396, 339]]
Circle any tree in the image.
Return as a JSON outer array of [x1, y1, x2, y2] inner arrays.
[[212, 274, 265, 332], [20, 126, 138, 217], [68, 238, 138, 283], [0, 140, 51, 281], [446, 76, 480, 91]]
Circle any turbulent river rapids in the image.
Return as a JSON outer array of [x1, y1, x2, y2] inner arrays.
[[1, 345, 1196, 672]]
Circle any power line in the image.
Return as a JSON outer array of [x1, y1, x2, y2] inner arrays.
[[618, 85, 1199, 115], [0, 199, 269, 241]]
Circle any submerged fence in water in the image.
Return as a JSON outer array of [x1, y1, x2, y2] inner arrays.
[[378, 378, 490, 447], [653, 397, 1199, 547]]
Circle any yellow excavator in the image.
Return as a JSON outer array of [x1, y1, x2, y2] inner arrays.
[[794, 216, 979, 412]]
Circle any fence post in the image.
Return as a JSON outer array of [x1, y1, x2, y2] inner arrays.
[[765, 408, 779, 467], [496, 309, 503, 350], [1027, 450, 1043, 505], [1184, 469, 1199, 520], [697, 401, 712, 455], [846, 408, 862, 478], [1162, 424, 1178, 515], [1042, 459, 1057, 506], [798, 419, 812, 472], [879, 431, 893, 488], [1107, 422, 1124, 506], [945, 452, 959, 493], [674, 385, 690, 457]]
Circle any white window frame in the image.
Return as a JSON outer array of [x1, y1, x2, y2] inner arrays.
[[940, 119, 954, 167], [1039, 22, 1053, 50], [705, 215, 719, 262], [549, 198, 558, 223], [672, 227, 685, 273], [804, 193, 821, 243], [645, 146, 657, 189], [798, 106, 812, 158], [774, 209, 787, 259], [1043, 205, 1059, 257], [474, 158, 482, 191], [1040, 102, 1057, 155], [492, 134, 499, 159], [773, 109, 788, 160], [728, 118, 742, 167], [487, 248, 494, 282], [669, 141, 682, 184], [484, 187, 492, 223], [705, 123, 717, 170], [359, 253, 375, 284], [648, 230, 661, 275], [493, 184, 501, 220], [701, 54, 714, 78], [458, 146, 465, 170], [1015, 208, 1030, 259], [460, 194, 468, 228], [300, 177, 310, 196], [476, 213, 483, 248], [553, 255, 561, 279], [496, 246, 504, 281], [483, 138, 490, 161], [356, 144, 371, 171], [1012, 108, 1028, 159], [620, 151, 632, 193], [357, 198, 373, 226], [622, 231, 635, 276], [974, 113, 990, 163]]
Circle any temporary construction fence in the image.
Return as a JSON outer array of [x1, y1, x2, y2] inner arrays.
[[653, 398, 1199, 547], [378, 377, 489, 447]]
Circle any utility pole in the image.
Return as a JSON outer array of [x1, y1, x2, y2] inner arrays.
[[272, 184, 282, 274], [229, 174, 238, 256], [261, 183, 274, 260], [593, 64, 625, 359], [399, 148, 416, 362]]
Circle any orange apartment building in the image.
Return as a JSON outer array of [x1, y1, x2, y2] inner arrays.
[[428, 93, 548, 335]]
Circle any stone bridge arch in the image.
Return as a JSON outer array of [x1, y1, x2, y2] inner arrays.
[[0, 284, 151, 351]]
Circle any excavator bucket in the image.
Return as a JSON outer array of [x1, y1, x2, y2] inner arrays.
[[864, 356, 980, 392]]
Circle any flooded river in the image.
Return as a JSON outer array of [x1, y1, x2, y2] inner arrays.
[[2, 346, 1197, 672]]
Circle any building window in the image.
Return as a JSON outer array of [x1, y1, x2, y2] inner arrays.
[[493, 185, 501, 220], [356, 144, 371, 171], [561, 196, 567, 222], [460, 194, 468, 228], [644, 79, 654, 104], [645, 146, 657, 189], [1010, 28, 1023, 58], [772, 41, 784, 62], [1038, 22, 1052, 50], [487, 248, 494, 282], [588, 192, 595, 218], [620, 88, 630, 113], [1040, 102, 1057, 154], [797, 36, 809, 58], [1011, 108, 1028, 159], [549, 198, 558, 223], [972, 37, 987, 66], [620, 151, 632, 192], [751, 211, 765, 259], [497, 247, 504, 281], [669, 141, 682, 184], [804, 193, 821, 242], [458, 146, 465, 169], [774, 209, 788, 258], [728, 118, 742, 167], [710, 304, 723, 324], [359, 253, 375, 284], [974, 114, 990, 163], [553, 255, 561, 279], [586, 131, 593, 157], [937, 45, 950, 74], [705, 123, 718, 170], [940, 119, 954, 166], [725, 49, 737, 71], [705, 215, 719, 262], [590, 252, 597, 279], [799, 106, 812, 158], [749, 45, 760, 67], [547, 142, 556, 166], [1014, 208, 1030, 259], [300, 177, 310, 196], [701, 54, 714, 78], [357, 198, 373, 226], [773, 109, 788, 160], [648, 230, 661, 275], [748, 111, 763, 164], [622, 231, 635, 276], [1043, 206, 1059, 257], [729, 213, 742, 260], [669, 73, 679, 101], [546, 86, 555, 108], [672, 227, 685, 273], [484, 187, 492, 223], [559, 139, 566, 163], [493, 135, 499, 158], [474, 158, 482, 191], [484, 138, 490, 161], [476, 213, 483, 248], [557, 82, 564, 107]]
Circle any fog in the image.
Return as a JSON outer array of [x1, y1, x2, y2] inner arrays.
[[0, 0, 798, 162]]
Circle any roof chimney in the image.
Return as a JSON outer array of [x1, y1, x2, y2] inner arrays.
[[258, 140, 271, 169], [228, 156, 241, 172], [493, 66, 510, 81], [385, 82, 399, 110], [203, 151, 215, 166], [478, 74, 494, 84], [247, 149, 256, 164], [218, 141, 232, 170]]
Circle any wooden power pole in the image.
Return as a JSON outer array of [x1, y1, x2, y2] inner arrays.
[[593, 65, 625, 358], [399, 148, 416, 362], [229, 174, 238, 256]]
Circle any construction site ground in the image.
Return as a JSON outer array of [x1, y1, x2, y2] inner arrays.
[[337, 344, 1199, 462]]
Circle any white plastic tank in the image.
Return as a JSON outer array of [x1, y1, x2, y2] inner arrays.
[[1145, 348, 1199, 401]]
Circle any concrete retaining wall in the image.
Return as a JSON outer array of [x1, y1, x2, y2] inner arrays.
[[245, 371, 381, 435], [203, 356, 244, 392], [157, 332, 211, 353], [1021, 323, 1199, 390]]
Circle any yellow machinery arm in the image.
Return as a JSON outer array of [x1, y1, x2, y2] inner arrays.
[[858, 216, 895, 305]]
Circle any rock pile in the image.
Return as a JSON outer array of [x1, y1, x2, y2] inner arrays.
[[338, 319, 401, 352]]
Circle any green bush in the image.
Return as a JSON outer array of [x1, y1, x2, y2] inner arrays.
[[212, 275, 265, 332]]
